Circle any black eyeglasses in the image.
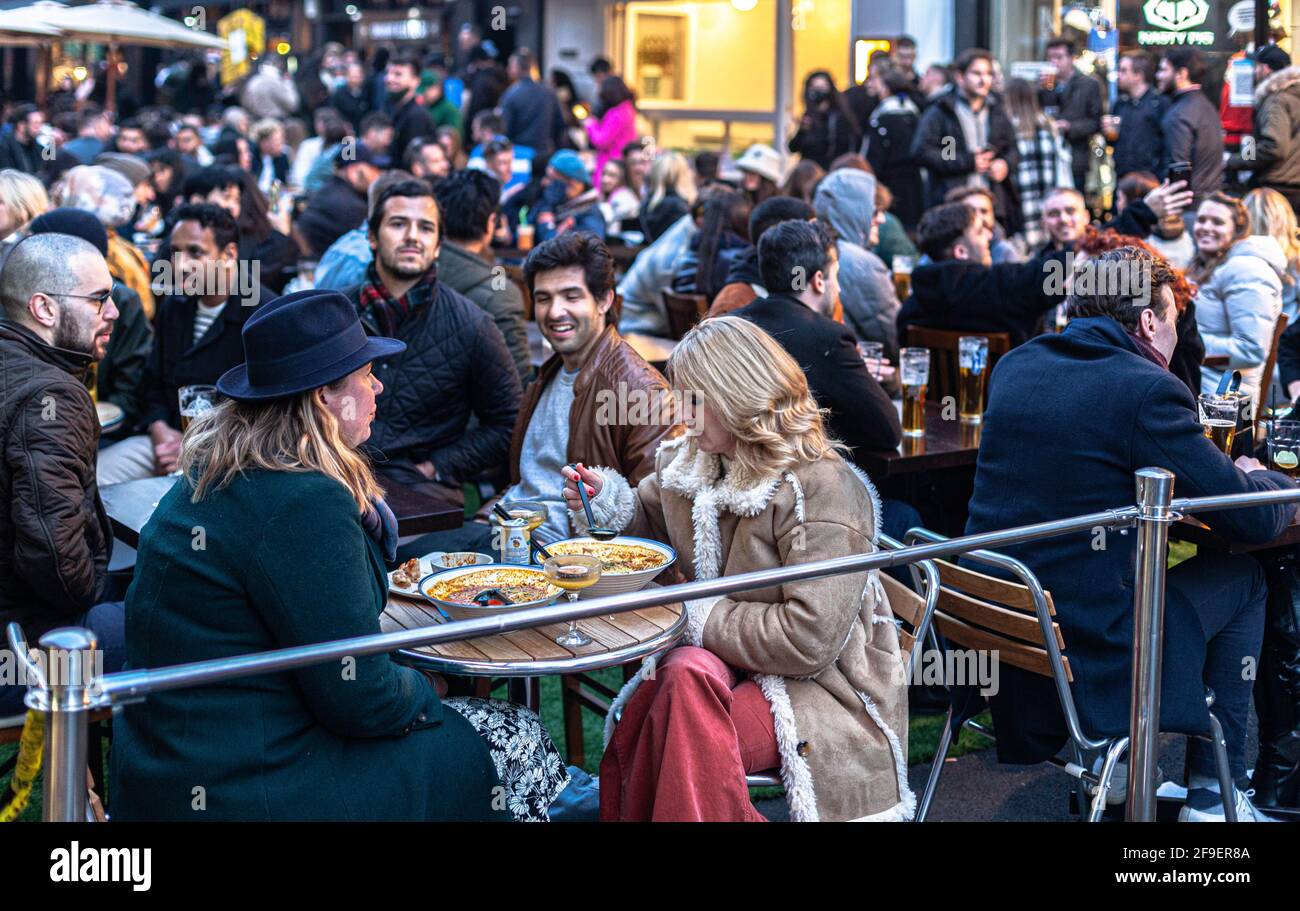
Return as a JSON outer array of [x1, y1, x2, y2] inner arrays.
[[50, 290, 113, 312]]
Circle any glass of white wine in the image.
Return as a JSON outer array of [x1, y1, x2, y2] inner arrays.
[[544, 554, 602, 648]]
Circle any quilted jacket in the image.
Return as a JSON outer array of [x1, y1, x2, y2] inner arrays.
[[0, 321, 112, 643], [345, 278, 522, 484]]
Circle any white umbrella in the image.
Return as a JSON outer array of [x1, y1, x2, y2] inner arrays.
[[0, 8, 63, 38], [20, 0, 227, 111], [31, 0, 227, 50]]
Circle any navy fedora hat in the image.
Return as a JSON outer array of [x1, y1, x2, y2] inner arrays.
[[216, 289, 405, 401]]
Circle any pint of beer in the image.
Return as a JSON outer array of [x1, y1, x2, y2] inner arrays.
[[958, 336, 988, 423], [86, 361, 99, 404], [1199, 394, 1238, 456], [1269, 420, 1300, 478], [892, 255, 914, 302], [179, 385, 218, 433], [899, 347, 930, 438]]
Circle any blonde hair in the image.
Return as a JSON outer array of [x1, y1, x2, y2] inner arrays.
[[646, 151, 698, 211], [0, 170, 49, 238], [252, 118, 283, 144], [667, 315, 846, 484], [1245, 187, 1300, 287], [181, 387, 382, 512]]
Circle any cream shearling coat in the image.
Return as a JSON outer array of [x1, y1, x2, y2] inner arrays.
[[583, 435, 913, 821]]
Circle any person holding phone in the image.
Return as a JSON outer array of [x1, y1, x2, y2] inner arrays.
[[1157, 48, 1224, 208]]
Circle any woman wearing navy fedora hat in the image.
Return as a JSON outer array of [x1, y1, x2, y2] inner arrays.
[[111, 289, 567, 821]]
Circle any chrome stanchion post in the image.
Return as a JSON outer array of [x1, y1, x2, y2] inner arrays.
[[33, 627, 100, 822], [1126, 467, 1175, 821]]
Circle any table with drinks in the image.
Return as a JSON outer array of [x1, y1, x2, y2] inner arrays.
[[856, 338, 988, 477], [1172, 392, 1300, 553], [383, 498, 686, 714]]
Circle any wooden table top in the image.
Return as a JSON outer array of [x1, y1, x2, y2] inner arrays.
[[1171, 513, 1300, 554], [382, 589, 685, 677], [856, 401, 984, 477], [104, 474, 461, 548]]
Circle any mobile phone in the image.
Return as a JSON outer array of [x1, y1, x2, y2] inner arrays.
[[1168, 161, 1192, 187]]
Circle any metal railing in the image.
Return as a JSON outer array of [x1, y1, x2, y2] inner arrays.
[[11, 468, 1300, 822]]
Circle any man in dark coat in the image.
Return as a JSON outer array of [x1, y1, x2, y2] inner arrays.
[[1112, 51, 1168, 181], [0, 104, 44, 174], [0, 233, 121, 715], [98, 204, 260, 484], [1230, 47, 1300, 213], [898, 203, 1069, 347], [383, 50, 437, 172], [964, 246, 1295, 822], [1039, 37, 1102, 192], [345, 180, 521, 508], [500, 48, 566, 158], [911, 48, 1021, 236], [735, 219, 901, 462], [1156, 48, 1224, 205], [295, 146, 382, 259]]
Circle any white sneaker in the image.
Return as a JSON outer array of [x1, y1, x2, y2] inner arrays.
[[1090, 756, 1164, 805], [1179, 787, 1280, 822]]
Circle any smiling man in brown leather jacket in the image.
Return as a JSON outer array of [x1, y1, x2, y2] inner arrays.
[[504, 232, 682, 543]]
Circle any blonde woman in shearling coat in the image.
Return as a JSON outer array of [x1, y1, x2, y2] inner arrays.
[[562, 316, 912, 822]]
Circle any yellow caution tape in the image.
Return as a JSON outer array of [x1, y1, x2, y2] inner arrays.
[[0, 711, 44, 822]]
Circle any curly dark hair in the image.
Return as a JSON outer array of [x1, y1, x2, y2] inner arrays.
[[1064, 243, 1178, 331], [523, 231, 616, 307]]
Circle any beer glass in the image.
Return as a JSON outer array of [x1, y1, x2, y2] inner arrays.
[[899, 347, 930, 438], [958, 336, 989, 424], [1199, 394, 1238, 455], [892, 255, 914, 301], [858, 341, 884, 380], [86, 361, 99, 405], [179, 385, 218, 433], [1269, 420, 1300, 478]]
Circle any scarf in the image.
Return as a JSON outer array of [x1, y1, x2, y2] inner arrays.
[[1127, 331, 1169, 371], [361, 496, 399, 564], [358, 260, 437, 337]]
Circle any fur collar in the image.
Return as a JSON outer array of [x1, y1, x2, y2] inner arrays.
[[1257, 65, 1300, 104]]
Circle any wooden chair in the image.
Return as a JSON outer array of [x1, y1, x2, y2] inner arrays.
[[905, 528, 1240, 822], [903, 327, 1011, 408], [502, 263, 532, 322], [1255, 313, 1290, 434], [662, 290, 708, 341]]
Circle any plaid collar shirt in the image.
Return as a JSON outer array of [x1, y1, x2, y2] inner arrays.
[[1015, 126, 1062, 250]]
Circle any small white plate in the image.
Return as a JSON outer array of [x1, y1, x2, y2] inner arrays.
[[388, 554, 435, 596], [97, 401, 124, 431]]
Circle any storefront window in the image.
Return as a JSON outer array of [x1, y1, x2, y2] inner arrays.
[[792, 0, 851, 96]]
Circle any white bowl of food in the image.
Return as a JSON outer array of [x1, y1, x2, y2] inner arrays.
[[534, 536, 676, 597], [420, 563, 563, 616]]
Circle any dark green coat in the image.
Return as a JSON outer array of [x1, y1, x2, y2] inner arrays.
[[110, 469, 507, 821]]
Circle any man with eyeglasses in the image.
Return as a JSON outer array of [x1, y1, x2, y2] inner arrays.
[[0, 232, 125, 716]]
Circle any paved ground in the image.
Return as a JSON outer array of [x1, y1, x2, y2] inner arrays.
[[755, 734, 1196, 822]]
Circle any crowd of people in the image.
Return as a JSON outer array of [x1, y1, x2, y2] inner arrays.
[[2, 27, 1300, 824]]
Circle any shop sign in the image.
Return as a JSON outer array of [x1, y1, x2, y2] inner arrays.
[[1138, 0, 1214, 45]]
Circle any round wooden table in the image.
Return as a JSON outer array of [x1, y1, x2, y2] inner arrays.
[[381, 590, 685, 677]]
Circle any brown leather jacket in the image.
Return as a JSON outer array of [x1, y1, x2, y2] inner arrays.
[[508, 326, 681, 487], [0, 321, 112, 642]]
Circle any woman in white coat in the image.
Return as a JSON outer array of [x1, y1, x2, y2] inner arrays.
[[1192, 191, 1286, 403]]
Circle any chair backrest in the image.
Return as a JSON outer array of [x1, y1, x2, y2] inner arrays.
[[878, 534, 941, 680], [903, 528, 1106, 752], [1255, 312, 1290, 434], [662, 290, 709, 340], [903, 327, 1012, 405], [503, 264, 532, 321]]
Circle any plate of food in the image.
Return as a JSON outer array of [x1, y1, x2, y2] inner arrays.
[[535, 536, 676, 596], [389, 552, 492, 596], [420, 564, 563, 616]]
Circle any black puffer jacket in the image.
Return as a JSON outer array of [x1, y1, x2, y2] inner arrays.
[[345, 278, 522, 484], [0, 321, 112, 643]]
